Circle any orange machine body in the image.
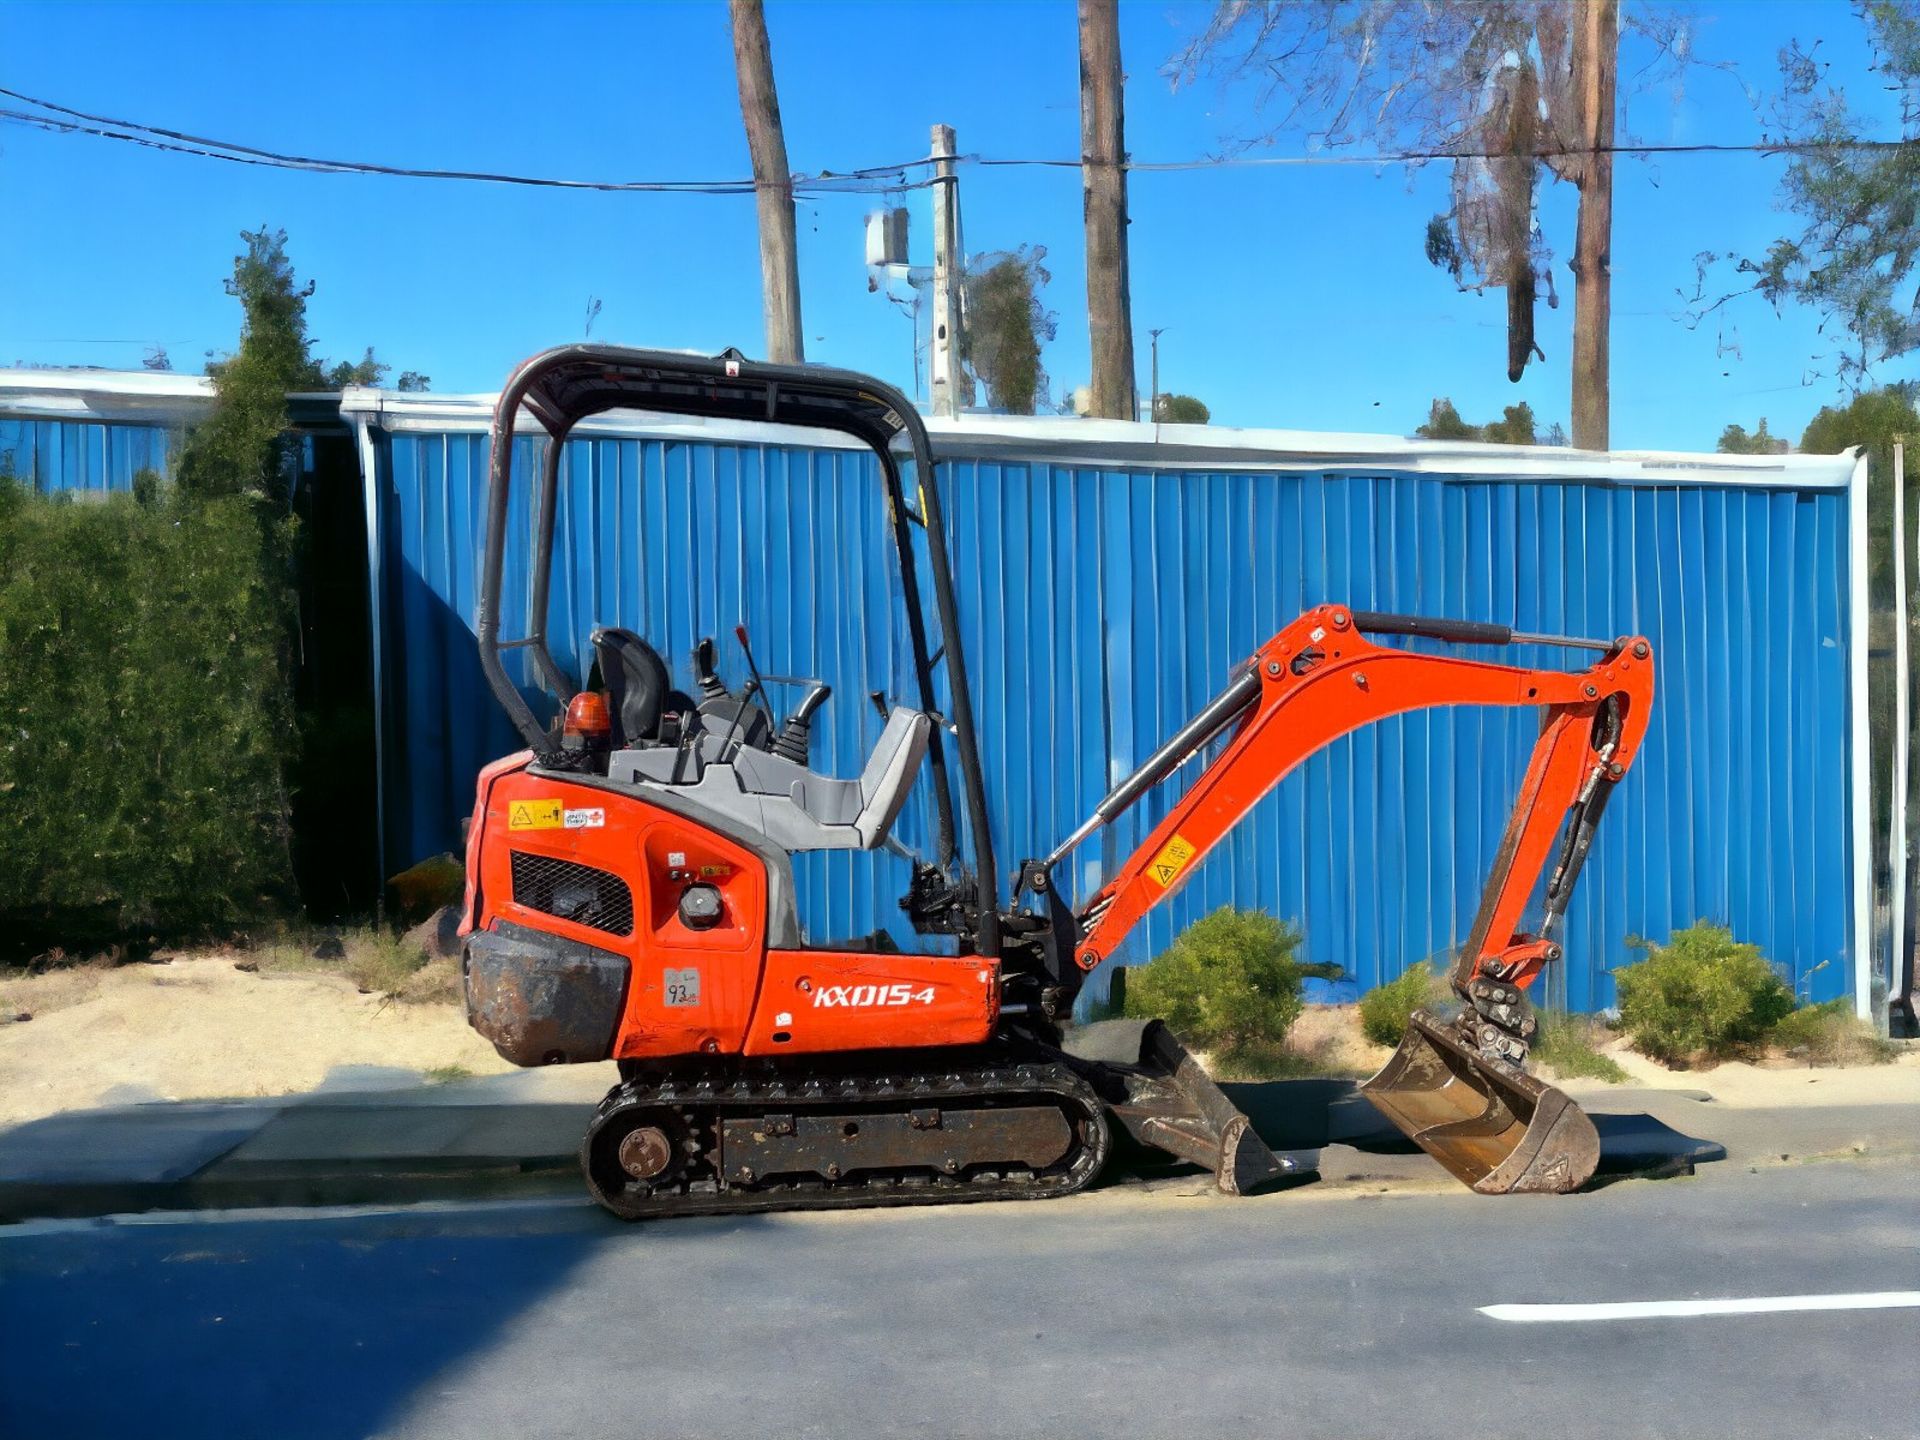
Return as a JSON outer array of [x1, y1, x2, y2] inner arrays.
[[463, 759, 996, 1065]]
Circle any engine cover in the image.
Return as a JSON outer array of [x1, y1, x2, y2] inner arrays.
[[466, 759, 999, 1064]]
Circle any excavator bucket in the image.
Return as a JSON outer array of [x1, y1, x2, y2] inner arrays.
[[1063, 1019, 1297, 1194], [1361, 1010, 1599, 1194]]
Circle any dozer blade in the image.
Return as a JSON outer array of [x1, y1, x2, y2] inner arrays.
[[1360, 1010, 1599, 1195], [1061, 1019, 1297, 1194]]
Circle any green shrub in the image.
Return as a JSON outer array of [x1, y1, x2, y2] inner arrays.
[[1768, 999, 1898, 1066], [0, 479, 295, 956], [1612, 922, 1793, 1065], [1123, 907, 1304, 1062], [1533, 1013, 1630, 1083], [1206, 1037, 1325, 1081], [344, 929, 429, 997], [1358, 962, 1446, 1047]]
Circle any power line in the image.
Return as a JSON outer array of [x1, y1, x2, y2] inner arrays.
[[0, 85, 932, 195], [978, 137, 1920, 170], [3, 82, 1917, 196]]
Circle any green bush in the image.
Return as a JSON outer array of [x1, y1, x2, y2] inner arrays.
[[1768, 999, 1898, 1066], [0, 479, 295, 956], [1612, 922, 1793, 1065], [1123, 907, 1304, 1061], [1358, 962, 1446, 1047], [1533, 1013, 1630, 1083]]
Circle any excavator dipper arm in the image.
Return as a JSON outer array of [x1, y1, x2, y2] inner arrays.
[[1035, 604, 1653, 1196], [1068, 604, 1653, 1006]]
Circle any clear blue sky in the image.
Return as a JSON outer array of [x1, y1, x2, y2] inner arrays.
[[0, 0, 1903, 449]]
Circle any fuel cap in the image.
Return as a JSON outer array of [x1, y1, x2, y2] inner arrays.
[[679, 883, 723, 930]]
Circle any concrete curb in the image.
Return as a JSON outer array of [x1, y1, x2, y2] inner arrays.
[[0, 1096, 596, 1222], [2, 1077, 1910, 1223]]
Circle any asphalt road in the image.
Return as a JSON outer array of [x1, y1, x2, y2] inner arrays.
[[2, 1159, 1916, 1440]]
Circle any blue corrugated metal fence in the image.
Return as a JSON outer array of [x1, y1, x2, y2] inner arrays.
[[374, 427, 1855, 1011], [0, 417, 175, 494]]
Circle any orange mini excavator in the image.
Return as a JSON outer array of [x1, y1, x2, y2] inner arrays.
[[460, 346, 1654, 1219]]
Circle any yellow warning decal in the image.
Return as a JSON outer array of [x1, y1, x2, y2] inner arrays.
[[1147, 833, 1197, 888], [508, 798, 563, 831]]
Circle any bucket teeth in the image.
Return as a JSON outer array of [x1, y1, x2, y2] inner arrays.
[[1360, 1010, 1599, 1194]]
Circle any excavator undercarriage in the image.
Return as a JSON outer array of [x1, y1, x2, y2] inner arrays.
[[459, 346, 1654, 1218]]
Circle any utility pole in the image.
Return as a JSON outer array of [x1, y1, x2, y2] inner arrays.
[[729, 0, 803, 363], [929, 123, 964, 418], [1569, 0, 1616, 450], [1078, 0, 1137, 421], [1148, 327, 1166, 423], [1894, 441, 1912, 1025]]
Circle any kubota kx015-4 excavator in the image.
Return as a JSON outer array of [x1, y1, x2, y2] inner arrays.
[[460, 346, 1654, 1218]]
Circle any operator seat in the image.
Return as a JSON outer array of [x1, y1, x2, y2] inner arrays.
[[590, 626, 697, 748]]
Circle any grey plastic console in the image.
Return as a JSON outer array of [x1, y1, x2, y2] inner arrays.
[[607, 706, 931, 853]]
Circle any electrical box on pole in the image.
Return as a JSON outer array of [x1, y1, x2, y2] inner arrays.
[[865, 208, 910, 268]]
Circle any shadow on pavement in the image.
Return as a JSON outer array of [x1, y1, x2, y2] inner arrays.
[[1217, 1077, 1726, 1180], [0, 1074, 1730, 1436], [0, 1199, 624, 1440]]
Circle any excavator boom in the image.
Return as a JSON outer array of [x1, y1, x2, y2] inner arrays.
[[1034, 603, 1654, 1194]]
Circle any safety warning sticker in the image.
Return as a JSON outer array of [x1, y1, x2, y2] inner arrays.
[[507, 799, 563, 831], [563, 808, 605, 830], [1146, 833, 1197, 888]]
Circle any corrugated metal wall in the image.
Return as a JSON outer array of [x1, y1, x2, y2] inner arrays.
[[0, 417, 176, 494], [376, 428, 1856, 1011]]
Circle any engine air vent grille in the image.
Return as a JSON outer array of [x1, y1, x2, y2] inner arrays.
[[509, 851, 634, 937]]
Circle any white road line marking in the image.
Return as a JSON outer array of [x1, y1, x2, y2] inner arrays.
[[1481, 1292, 1920, 1323]]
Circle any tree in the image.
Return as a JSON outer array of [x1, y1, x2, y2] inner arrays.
[[1416, 397, 1541, 444], [178, 229, 427, 503], [729, 0, 804, 363], [963, 248, 1057, 415], [1079, 0, 1137, 420], [1803, 385, 1919, 593], [321, 353, 430, 391], [1483, 402, 1540, 445], [1417, 398, 1479, 441], [1155, 393, 1211, 424], [177, 228, 320, 506], [1168, 1, 1695, 450], [1713, 3, 1920, 387], [325, 348, 387, 389], [1717, 418, 1791, 455]]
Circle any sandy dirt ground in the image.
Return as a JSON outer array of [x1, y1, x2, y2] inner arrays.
[[0, 959, 1913, 1128], [1281, 1003, 1395, 1075], [1297, 998, 1920, 1108], [1572, 1035, 1920, 1107], [0, 957, 515, 1126]]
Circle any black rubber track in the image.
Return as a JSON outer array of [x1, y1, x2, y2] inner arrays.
[[581, 1052, 1112, 1221]]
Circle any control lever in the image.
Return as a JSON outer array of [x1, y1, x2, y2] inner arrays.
[[772, 684, 832, 764], [733, 626, 771, 717], [712, 625, 777, 761], [692, 636, 728, 701], [712, 625, 769, 762]]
